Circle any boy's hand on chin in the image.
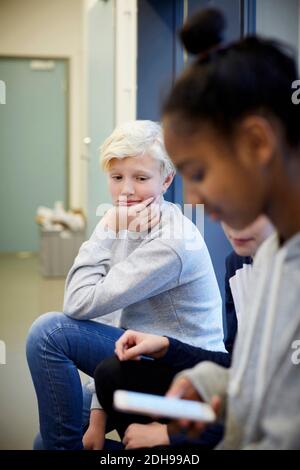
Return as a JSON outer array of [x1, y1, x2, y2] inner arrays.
[[101, 196, 161, 233], [127, 196, 161, 232]]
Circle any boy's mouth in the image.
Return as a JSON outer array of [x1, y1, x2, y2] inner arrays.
[[117, 200, 142, 206]]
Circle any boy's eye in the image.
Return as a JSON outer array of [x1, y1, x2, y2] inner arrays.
[[136, 177, 149, 181], [110, 175, 149, 181]]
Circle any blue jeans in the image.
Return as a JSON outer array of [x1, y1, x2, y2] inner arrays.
[[26, 311, 125, 450], [33, 381, 124, 451]]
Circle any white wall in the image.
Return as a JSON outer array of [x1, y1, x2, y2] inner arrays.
[[256, 0, 299, 61], [115, 0, 137, 126], [85, 0, 116, 234], [84, 0, 138, 235], [0, 0, 86, 210]]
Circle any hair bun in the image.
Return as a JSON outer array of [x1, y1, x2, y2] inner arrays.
[[179, 7, 226, 55]]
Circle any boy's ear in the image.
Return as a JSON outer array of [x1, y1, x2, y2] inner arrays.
[[236, 116, 277, 169], [162, 172, 175, 193]]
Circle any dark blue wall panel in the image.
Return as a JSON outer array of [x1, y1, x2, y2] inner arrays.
[[137, 0, 175, 120], [137, 0, 184, 205], [137, 0, 256, 327]]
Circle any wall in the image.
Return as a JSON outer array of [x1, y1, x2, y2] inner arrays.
[[256, 0, 299, 57], [0, 0, 132, 237], [85, 0, 116, 234], [115, 0, 137, 126], [85, 0, 137, 235]]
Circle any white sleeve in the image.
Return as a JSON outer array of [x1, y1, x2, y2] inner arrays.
[[176, 361, 229, 423]]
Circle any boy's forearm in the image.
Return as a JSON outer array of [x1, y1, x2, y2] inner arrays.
[[89, 408, 107, 429], [159, 337, 231, 369]]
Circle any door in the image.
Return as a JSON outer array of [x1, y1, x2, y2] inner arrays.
[[0, 58, 68, 252]]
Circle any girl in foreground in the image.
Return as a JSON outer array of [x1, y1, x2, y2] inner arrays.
[[97, 9, 300, 449]]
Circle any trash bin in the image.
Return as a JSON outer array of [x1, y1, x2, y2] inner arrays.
[[39, 228, 86, 277], [36, 201, 86, 277]]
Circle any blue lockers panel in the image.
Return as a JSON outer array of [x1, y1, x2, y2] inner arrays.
[[137, 0, 180, 119], [137, 0, 184, 205], [137, 1, 254, 322]]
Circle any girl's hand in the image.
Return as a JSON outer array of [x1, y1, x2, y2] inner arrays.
[[166, 376, 221, 438], [115, 330, 170, 361]]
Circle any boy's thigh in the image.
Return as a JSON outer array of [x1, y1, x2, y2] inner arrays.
[[36, 313, 126, 376]]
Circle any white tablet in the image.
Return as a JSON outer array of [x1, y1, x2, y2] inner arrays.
[[113, 390, 216, 422]]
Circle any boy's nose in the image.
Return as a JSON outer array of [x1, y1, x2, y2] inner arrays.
[[120, 180, 135, 196]]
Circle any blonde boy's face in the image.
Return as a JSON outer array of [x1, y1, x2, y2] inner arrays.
[[107, 153, 173, 206], [222, 215, 274, 257]]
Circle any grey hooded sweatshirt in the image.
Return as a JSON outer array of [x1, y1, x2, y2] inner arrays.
[[63, 201, 224, 349], [63, 200, 225, 409], [181, 232, 300, 449]]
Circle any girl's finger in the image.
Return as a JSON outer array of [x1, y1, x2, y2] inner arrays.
[[166, 378, 189, 398]]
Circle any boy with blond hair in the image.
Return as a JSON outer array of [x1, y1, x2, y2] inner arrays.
[[27, 120, 225, 450]]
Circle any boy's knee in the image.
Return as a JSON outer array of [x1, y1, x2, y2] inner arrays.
[[26, 311, 64, 356]]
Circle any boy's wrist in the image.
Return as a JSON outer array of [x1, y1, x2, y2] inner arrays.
[[89, 408, 106, 427], [161, 337, 170, 356], [153, 337, 170, 358]]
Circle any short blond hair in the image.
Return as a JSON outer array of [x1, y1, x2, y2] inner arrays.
[[100, 120, 175, 178]]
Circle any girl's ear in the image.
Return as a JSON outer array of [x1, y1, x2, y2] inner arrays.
[[162, 172, 175, 194], [236, 116, 277, 169]]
